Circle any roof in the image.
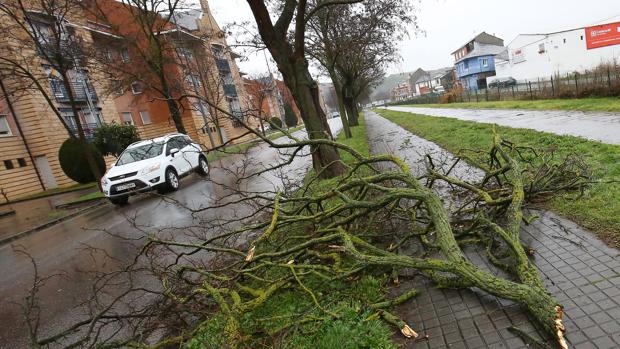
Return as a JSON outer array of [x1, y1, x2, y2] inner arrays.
[[169, 9, 202, 31], [455, 44, 506, 63], [451, 32, 504, 54], [129, 133, 185, 147], [415, 67, 453, 84]]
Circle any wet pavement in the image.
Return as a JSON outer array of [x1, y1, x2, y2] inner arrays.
[[387, 106, 620, 145], [0, 188, 100, 239], [365, 111, 620, 348], [0, 119, 342, 349]]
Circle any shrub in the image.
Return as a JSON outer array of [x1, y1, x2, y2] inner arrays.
[[93, 122, 140, 157], [439, 86, 464, 104], [283, 103, 298, 127], [269, 116, 283, 129], [58, 138, 106, 184]]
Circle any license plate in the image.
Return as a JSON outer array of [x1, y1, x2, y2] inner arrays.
[[116, 183, 136, 191]]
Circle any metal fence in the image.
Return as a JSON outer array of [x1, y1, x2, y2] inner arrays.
[[392, 68, 620, 106]]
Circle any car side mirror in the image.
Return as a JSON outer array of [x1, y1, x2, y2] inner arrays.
[[169, 148, 180, 157]]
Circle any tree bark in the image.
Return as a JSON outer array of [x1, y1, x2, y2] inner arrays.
[[343, 83, 359, 127], [327, 68, 352, 138], [159, 76, 187, 134], [246, 0, 346, 178]]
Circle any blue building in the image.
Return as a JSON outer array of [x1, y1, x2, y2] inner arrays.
[[451, 32, 505, 90]]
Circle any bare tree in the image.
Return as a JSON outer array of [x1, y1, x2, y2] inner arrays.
[[308, 0, 415, 129], [0, 0, 105, 183], [244, 0, 360, 179]]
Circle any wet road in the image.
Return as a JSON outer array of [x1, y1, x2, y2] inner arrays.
[[0, 119, 342, 348], [387, 106, 620, 145]]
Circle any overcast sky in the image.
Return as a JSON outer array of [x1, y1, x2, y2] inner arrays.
[[208, 0, 620, 76]]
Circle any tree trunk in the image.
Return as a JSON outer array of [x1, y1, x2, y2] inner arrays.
[[343, 83, 359, 127], [327, 69, 351, 139], [160, 76, 187, 134], [59, 71, 102, 188], [247, 0, 345, 178]]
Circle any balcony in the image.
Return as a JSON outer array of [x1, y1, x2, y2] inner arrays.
[[67, 122, 100, 140], [50, 79, 98, 103], [223, 83, 237, 97], [216, 58, 231, 72]]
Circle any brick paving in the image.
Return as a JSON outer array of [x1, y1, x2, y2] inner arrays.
[[365, 111, 620, 348], [386, 106, 620, 146]]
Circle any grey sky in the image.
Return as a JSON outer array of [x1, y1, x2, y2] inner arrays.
[[208, 0, 620, 76]]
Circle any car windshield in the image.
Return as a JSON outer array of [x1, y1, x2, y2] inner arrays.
[[116, 142, 164, 166]]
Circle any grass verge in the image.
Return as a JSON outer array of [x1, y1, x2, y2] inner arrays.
[[62, 191, 105, 206], [6, 182, 98, 204], [376, 109, 620, 247], [207, 125, 305, 162], [402, 97, 620, 112], [187, 115, 401, 348]]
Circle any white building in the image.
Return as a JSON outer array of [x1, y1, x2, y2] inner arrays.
[[494, 21, 620, 81]]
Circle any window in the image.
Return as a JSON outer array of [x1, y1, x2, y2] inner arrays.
[[186, 74, 202, 88], [17, 158, 27, 167], [139, 111, 151, 125], [120, 48, 130, 63], [104, 48, 114, 62], [176, 47, 193, 60], [3, 160, 14, 170], [112, 80, 124, 95], [463, 61, 469, 70], [580, 35, 584, 41], [0, 115, 12, 137], [563, 38, 566, 44], [539, 43, 546, 54], [131, 82, 143, 94], [117, 142, 164, 165], [121, 112, 134, 125], [166, 137, 184, 155], [481, 58, 489, 67]]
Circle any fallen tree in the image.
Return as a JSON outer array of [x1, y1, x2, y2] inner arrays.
[[34, 125, 591, 348]]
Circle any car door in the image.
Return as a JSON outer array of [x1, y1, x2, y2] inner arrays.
[[167, 137, 189, 175], [182, 135, 201, 169]]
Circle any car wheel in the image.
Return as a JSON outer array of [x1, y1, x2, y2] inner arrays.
[[197, 156, 209, 177], [109, 196, 129, 206], [165, 168, 180, 192]]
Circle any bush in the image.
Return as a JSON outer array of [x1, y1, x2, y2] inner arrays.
[[93, 122, 140, 157], [58, 138, 106, 184], [269, 116, 283, 129], [439, 86, 464, 103], [283, 103, 298, 127]]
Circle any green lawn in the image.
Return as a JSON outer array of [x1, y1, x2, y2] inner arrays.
[[207, 125, 306, 162], [62, 190, 105, 206], [376, 109, 620, 248], [11, 182, 98, 203], [403, 97, 620, 112]]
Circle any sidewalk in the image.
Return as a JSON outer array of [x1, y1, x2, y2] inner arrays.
[[365, 111, 620, 348], [0, 187, 101, 240], [387, 106, 620, 145]]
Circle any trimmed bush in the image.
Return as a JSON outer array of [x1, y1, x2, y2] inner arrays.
[[269, 116, 283, 129], [283, 103, 298, 127], [58, 138, 106, 184]]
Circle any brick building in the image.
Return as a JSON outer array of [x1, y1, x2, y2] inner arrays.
[[0, 0, 257, 203]]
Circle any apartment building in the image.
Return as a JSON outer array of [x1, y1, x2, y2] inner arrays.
[[0, 2, 120, 201], [0, 0, 257, 202]]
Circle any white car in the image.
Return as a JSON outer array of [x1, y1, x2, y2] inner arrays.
[[101, 133, 209, 205]]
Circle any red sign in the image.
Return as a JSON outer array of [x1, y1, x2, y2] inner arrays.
[[586, 22, 620, 49]]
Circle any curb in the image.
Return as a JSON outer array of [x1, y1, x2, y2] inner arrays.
[[0, 210, 16, 218], [0, 201, 108, 247], [55, 197, 105, 210]]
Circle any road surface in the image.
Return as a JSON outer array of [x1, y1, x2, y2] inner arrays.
[[0, 119, 342, 348], [387, 106, 620, 145]]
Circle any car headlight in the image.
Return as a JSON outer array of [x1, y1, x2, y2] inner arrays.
[[141, 163, 161, 175], [101, 176, 109, 186]]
